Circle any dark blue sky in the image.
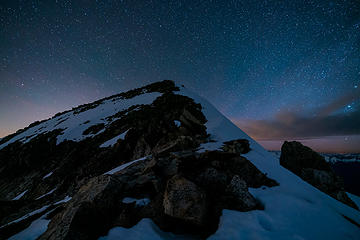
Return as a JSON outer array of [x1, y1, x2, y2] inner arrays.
[[0, 0, 359, 152]]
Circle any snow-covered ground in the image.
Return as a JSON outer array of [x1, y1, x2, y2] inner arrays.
[[7, 209, 54, 240]]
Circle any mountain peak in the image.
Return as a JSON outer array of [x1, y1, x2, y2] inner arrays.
[[0, 80, 359, 239]]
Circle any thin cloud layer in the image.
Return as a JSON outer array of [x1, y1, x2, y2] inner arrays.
[[236, 89, 360, 140]]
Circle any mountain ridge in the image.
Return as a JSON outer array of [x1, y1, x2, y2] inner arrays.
[[0, 80, 359, 240]]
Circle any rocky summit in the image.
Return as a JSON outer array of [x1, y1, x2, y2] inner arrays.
[[0, 80, 360, 240]]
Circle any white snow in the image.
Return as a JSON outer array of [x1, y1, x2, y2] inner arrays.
[[174, 120, 181, 127], [99, 218, 192, 240], [36, 187, 57, 200], [42, 171, 53, 180], [122, 197, 150, 207], [7, 208, 55, 240], [54, 195, 72, 205], [0, 92, 161, 150], [8, 216, 50, 240], [103, 156, 148, 175], [100, 130, 129, 148], [0, 205, 49, 229], [12, 190, 28, 200]]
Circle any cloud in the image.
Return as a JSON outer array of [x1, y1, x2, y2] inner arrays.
[[235, 89, 360, 140], [317, 89, 360, 117]]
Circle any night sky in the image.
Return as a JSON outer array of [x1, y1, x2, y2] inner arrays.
[[1, 0, 359, 152]]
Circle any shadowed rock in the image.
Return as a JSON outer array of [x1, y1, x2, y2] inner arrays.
[[280, 141, 358, 210]]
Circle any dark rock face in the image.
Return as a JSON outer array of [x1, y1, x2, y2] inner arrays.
[[280, 141, 358, 210], [36, 148, 277, 240], [0, 80, 279, 239], [331, 161, 360, 196]]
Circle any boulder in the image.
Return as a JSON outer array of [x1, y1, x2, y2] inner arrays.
[[280, 141, 331, 175], [163, 175, 207, 226], [280, 141, 358, 210], [222, 139, 250, 154]]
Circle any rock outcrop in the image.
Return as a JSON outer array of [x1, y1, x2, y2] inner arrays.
[[35, 146, 278, 239], [0, 81, 279, 239], [280, 141, 358, 210]]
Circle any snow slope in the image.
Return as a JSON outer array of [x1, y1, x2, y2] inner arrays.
[[180, 87, 360, 239], [2, 82, 360, 239], [0, 92, 161, 150], [101, 85, 360, 239]]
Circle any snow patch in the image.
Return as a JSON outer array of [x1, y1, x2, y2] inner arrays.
[[8, 217, 50, 240], [54, 195, 72, 205], [0, 205, 49, 229], [42, 171, 53, 180], [12, 190, 28, 200], [122, 197, 150, 207], [36, 187, 57, 200], [174, 120, 181, 127], [103, 156, 148, 175], [100, 130, 129, 148], [7, 208, 55, 240]]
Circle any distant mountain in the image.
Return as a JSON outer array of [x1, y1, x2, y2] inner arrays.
[[270, 151, 360, 163], [323, 153, 360, 163], [0, 80, 359, 240]]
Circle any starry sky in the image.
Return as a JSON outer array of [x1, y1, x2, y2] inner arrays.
[[0, 0, 359, 152]]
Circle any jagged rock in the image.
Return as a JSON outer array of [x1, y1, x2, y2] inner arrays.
[[225, 175, 259, 211], [39, 175, 119, 240], [153, 135, 197, 155], [280, 141, 358, 210], [163, 175, 207, 226], [222, 139, 250, 154], [200, 151, 278, 188]]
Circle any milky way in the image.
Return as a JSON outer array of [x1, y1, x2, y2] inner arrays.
[[0, 0, 359, 152]]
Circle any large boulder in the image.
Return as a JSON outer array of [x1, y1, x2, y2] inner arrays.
[[280, 141, 358, 210], [280, 141, 331, 174], [163, 175, 207, 226]]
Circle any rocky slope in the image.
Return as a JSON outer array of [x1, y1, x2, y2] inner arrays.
[[0, 80, 360, 240]]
